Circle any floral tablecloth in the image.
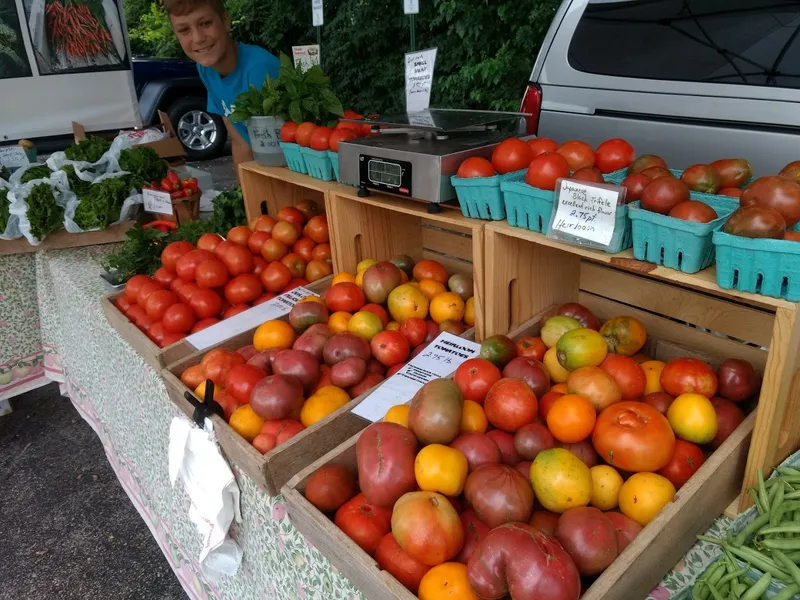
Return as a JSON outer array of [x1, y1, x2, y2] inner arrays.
[[0, 245, 731, 600]]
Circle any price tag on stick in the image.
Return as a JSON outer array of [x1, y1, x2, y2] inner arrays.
[[312, 0, 323, 26], [143, 188, 173, 215], [405, 48, 437, 112], [0, 145, 30, 170], [351, 332, 481, 422], [547, 178, 627, 250], [404, 0, 419, 14]]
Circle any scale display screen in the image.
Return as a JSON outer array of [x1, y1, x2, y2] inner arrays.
[[359, 155, 412, 197]]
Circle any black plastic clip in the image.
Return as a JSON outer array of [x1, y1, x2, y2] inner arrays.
[[183, 379, 225, 427]]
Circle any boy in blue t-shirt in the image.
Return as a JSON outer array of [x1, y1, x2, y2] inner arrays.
[[165, 0, 279, 171]]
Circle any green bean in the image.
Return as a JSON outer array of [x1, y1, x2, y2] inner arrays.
[[693, 561, 726, 600], [751, 488, 766, 515], [726, 545, 791, 581], [732, 582, 749, 597], [757, 524, 800, 536], [698, 535, 724, 546], [783, 489, 800, 500], [772, 483, 786, 527], [761, 538, 800, 551], [778, 466, 800, 477], [740, 571, 772, 600], [706, 581, 725, 600], [773, 549, 800, 588], [785, 549, 800, 562], [772, 583, 800, 600], [775, 501, 800, 513], [718, 568, 747, 586], [758, 469, 771, 514], [734, 513, 771, 546]]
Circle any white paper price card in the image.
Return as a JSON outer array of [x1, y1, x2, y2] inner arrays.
[[352, 332, 480, 422], [547, 179, 626, 249], [292, 45, 320, 71], [185, 287, 316, 351], [143, 188, 173, 215], [404, 0, 419, 14], [312, 0, 323, 26], [405, 48, 437, 113], [0, 145, 30, 170]]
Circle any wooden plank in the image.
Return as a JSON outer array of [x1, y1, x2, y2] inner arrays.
[[420, 226, 473, 262], [486, 221, 794, 312], [471, 223, 486, 341], [239, 165, 330, 224], [579, 292, 769, 371], [741, 306, 800, 511], [580, 263, 775, 348], [0, 220, 134, 256]]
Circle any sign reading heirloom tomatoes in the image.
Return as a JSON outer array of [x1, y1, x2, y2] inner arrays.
[[352, 332, 481, 422], [185, 287, 316, 350], [547, 178, 627, 250]]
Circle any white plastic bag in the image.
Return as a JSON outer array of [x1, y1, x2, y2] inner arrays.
[[9, 171, 74, 245], [63, 172, 142, 233], [47, 152, 109, 180], [0, 180, 22, 241], [9, 163, 51, 186]]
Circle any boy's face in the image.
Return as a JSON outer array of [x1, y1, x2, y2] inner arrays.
[[170, 5, 232, 69]]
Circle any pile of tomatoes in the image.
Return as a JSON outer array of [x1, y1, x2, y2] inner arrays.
[[114, 201, 333, 348], [301, 301, 760, 600], [279, 109, 375, 153], [179, 255, 476, 456]]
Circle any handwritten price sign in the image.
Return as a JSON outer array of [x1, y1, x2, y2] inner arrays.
[[548, 179, 626, 250]]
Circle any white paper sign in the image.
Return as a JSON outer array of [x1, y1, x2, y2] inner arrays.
[[352, 332, 480, 422], [405, 48, 437, 113], [404, 0, 419, 14], [0, 146, 30, 170], [548, 179, 624, 247], [407, 110, 437, 128], [185, 287, 316, 351], [143, 188, 173, 215], [312, 0, 323, 26], [292, 45, 321, 72]]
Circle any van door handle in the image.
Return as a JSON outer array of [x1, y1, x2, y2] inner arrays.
[[541, 101, 595, 115]]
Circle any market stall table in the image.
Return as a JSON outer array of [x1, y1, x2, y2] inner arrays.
[[0, 243, 740, 600]]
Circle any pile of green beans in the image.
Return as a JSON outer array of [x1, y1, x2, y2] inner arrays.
[[692, 468, 800, 600]]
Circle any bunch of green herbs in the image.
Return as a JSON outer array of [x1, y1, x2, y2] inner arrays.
[[118, 146, 168, 189], [211, 186, 247, 233], [19, 165, 52, 184], [64, 137, 111, 163], [0, 187, 10, 233], [73, 176, 132, 230], [61, 165, 92, 195], [26, 182, 63, 241]]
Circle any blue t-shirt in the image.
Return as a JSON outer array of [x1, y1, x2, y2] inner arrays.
[[197, 43, 280, 145]]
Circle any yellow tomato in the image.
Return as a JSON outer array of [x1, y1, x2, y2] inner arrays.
[[297, 296, 325, 306], [619, 472, 676, 526], [357, 258, 377, 273], [544, 347, 571, 383], [347, 310, 384, 341], [195, 381, 208, 401], [384, 404, 410, 427], [332, 272, 356, 286], [388, 284, 429, 323], [314, 385, 350, 405], [415, 444, 469, 497], [419, 278, 447, 300], [589, 465, 624, 511], [464, 297, 475, 327], [429, 292, 466, 325], [300, 388, 350, 427], [530, 448, 592, 513], [460, 400, 488, 434], [253, 319, 296, 351], [642, 360, 666, 395], [418, 563, 478, 600], [667, 393, 718, 445], [328, 311, 352, 334], [229, 405, 264, 442], [355, 270, 365, 288], [386, 321, 401, 331]]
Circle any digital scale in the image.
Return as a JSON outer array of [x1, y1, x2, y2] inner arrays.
[[337, 109, 529, 212]]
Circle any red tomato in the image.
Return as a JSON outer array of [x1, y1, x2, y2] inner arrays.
[[221, 245, 254, 276], [644, 392, 675, 416], [226, 364, 268, 404], [153, 266, 176, 288], [484, 378, 538, 432], [515, 337, 546, 361], [162, 303, 196, 334], [454, 358, 502, 404], [304, 464, 357, 513], [223, 304, 250, 319], [491, 138, 534, 174], [254, 293, 277, 305], [197, 233, 224, 253], [710, 397, 745, 449], [161, 241, 194, 272], [370, 331, 411, 367], [595, 139, 636, 174], [527, 138, 558, 157], [374, 533, 430, 594], [334, 493, 392, 556], [457, 157, 496, 179], [557, 140, 596, 171], [399, 318, 427, 347], [247, 231, 271, 256], [278, 207, 306, 228], [175, 249, 214, 282], [656, 439, 705, 489], [124, 274, 152, 303], [160, 332, 187, 347], [147, 320, 166, 345], [195, 259, 230, 289], [660, 358, 719, 398], [189, 289, 223, 319], [592, 401, 676, 472], [225, 274, 263, 304], [145, 289, 178, 321], [191, 318, 220, 333], [261, 261, 292, 293], [668, 201, 719, 223], [115, 295, 133, 313], [252, 256, 268, 275], [293, 237, 316, 262], [136, 280, 163, 308], [227, 226, 252, 247], [538, 391, 564, 421], [571, 167, 605, 184], [126, 305, 146, 324], [328, 129, 358, 152], [325, 282, 366, 313], [283, 278, 308, 292], [362, 304, 389, 327], [261, 239, 288, 262], [280, 122, 298, 143], [281, 253, 307, 279], [177, 282, 199, 304], [295, 122, 317, 147], [304, 215, 329, 244], [310, 126, 334, 151], [621, 173, 651, 203], [525, 152, 570, 191], [599, 354, 646, 400], [214, 240, 234, 260]]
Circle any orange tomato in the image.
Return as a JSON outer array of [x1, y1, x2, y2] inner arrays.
[[464, 297, 475, 327], [413, 260, 449, 285], [201, 347, 231, 368], [642, 360, 666, 394], [332, 272, 356, 286], [429, 292, 466, 324], [181, 364, 207, 389], [599, 316, 647, 357], [415, 444, 469, 497], [419, 279, 447, 300], [460, 400, 488, 434], [546, 394, 596, 443], [252, 215, 276, 233], [300, 386, 350, 427], [384, 404, 410, 427], [388, 284, 429, 323], [227, 225, 252, 247], [418, 563, 479, 600], [293, 237, 316, 262], [272, 221, 300, 246], [667, 393, 718, 444], [306, 259, 333, 282], [328, 311, 352, 334], [392, 492, 464, 566], [618, 472, 676, 526], [550, 383, 568, 394], [229, 405, 265, 442], [253, 320, 296, 351]]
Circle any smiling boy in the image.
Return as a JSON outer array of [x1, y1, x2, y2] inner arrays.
[[164, 0, 279, 171]]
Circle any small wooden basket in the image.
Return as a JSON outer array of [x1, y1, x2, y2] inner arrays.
[[155, 192, 200, 225]]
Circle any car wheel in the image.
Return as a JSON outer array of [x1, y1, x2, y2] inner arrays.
[[167, 97, 227, 161]]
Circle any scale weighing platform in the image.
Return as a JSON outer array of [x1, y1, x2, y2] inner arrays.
[[337, 109, 528, 212]]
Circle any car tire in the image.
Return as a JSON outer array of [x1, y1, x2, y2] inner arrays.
[[167, 96, 227, 161]]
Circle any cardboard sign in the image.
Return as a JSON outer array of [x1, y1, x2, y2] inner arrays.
[[143, 189, 173, 215], [292, 45, 321, 72], [404, 0, 419, 14], [547, 179, 626, 249], [405, 48, 437, 113], [0, 146, 30, 169], [351, 332, 480, 422], [185, 287, 316, 351], [312, 0, 323, 26]]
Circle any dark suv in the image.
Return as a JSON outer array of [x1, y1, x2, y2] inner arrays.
[[133, 57, 227, 160]]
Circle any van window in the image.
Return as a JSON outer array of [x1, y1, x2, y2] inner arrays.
[[568, 0, 800, 89]]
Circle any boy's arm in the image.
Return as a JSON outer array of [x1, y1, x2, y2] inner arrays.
[[224, 118, 254, 180]]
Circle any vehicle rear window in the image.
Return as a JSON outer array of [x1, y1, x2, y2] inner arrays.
[[568, 0, 800, 89]]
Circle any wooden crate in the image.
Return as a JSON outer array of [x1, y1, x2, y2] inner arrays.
[[101, 276, 332, 371], [238, 162, 352, 223], [283, 310, 756, 600], [327, 189, 486, 339], [162, 320, 475, 496], [482, 221, 797, 512], [0, 220, 135, 256]]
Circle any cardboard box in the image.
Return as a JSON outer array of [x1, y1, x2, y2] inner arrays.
[[73, 111, 186, 163]]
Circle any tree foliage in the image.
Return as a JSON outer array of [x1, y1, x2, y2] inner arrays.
[[126, 0, 559, 114]]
